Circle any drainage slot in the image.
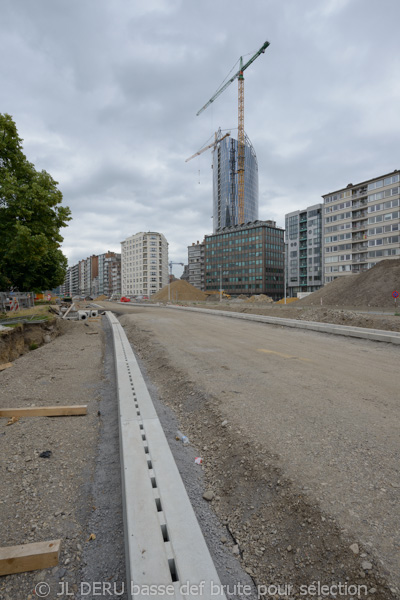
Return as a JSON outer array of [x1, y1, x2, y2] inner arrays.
[[155, 498, 162, 512], [137, 411, 140, 416], [161, 524, 169, 542], [147, 459, 152, 469], [139, 424, 144, 430], [168, 558, 178, 582], [144, 446, 149, 454], [142, 434, 146, 441], [151, 477, 157, 489]]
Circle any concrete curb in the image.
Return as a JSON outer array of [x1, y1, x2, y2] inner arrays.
[[163, 305, 400, 345], [106, 312, 227, 600]]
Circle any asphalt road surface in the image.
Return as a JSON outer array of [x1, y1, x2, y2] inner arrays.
[[104, 303, 400, 598]]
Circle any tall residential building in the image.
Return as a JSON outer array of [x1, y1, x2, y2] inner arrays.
[[188, 240, 205, 291], [61, 254, 119, 298], [322, 170, 400, 283], [204, 220, 284, 299], [98, 252, 121, 297], [285, 204, 323, 296], [212, 135, 258, 232], [121, 231, 168, 297]]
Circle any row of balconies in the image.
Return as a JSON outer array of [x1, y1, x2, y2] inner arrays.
[[352, 232, 368, 241], [352, 187, 368, 197], [352, 265, 368, 273], [352, 200, 367, 209], [351, 242, 368, 251], [352, 221, 368, 230], [352, 210, 367, 220]]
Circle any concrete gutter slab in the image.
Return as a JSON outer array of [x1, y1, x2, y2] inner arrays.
[[106, 312, 226, 600]]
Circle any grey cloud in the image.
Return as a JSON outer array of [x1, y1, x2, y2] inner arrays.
[[1, 0, 399, 275]]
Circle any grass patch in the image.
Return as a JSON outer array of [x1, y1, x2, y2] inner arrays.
[[29, 342, 39, 351], [2, 305, 52, 320]]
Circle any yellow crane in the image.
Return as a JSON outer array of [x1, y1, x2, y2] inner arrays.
[[196, 41, 270, 224]]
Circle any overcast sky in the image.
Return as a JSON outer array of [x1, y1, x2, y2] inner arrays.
[[1, 0, 399, 276]]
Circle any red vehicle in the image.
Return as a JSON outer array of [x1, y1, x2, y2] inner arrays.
[[120, 297, 131, 302]]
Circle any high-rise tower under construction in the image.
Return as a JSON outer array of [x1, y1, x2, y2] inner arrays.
[[212, 134, 259, 232]]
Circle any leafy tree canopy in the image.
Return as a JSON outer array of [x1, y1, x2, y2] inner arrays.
[[0, 113, 71, 291]]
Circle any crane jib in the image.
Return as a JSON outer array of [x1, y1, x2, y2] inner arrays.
[[196, 40, 270, 117]]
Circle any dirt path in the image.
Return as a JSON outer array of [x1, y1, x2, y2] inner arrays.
[[117, 306, 400, 599], [0, 318, 126, 600]]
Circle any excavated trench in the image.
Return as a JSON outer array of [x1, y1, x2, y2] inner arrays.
[[0, 318, 66, 364]]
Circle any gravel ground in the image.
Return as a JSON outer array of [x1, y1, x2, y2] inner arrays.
[[0, 311, 263, 600], [163, 301, 400, 333], [0, 316, 126, 600], [2, 303, 399, 600], [116, 306, 400, 600]]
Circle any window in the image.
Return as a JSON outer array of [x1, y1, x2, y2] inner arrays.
[[368, 180, 383, 191]]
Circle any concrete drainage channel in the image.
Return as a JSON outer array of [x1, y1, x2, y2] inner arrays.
[[106, 312, 226, 600]]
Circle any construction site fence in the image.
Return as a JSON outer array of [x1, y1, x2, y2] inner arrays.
[[0, 292, 35, 312]]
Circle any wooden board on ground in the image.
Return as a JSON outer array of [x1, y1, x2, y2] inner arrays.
[[0, 362, 13, 372], [0, 405, 87, 418], [0, 539, 61, 576], [62, 302, 75, 319]]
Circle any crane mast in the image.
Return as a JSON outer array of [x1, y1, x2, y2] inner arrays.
[[196, 41, 270, 224], [238, 57, 245, 224]]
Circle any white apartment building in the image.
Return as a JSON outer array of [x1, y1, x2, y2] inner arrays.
[[285, 204, 322, 296], [322, 170, 400, 283], [121, 231, 169, 297]]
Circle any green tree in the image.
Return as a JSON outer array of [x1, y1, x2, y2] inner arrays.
[[0, 113, 71, 291]]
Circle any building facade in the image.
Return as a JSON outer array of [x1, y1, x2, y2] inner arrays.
[[98, 252, 121, 297], [322, 170, 400, 283], [188, 240, 205, 291], [61, 253, 120, 299], [285, 204, 323, 296], [204, 220, 284, 299], [212, 135, 258, 232], [121, 231, 168, 297]]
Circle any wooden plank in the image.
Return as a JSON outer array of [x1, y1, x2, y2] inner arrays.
[[0, 539, 61, 575], [0, 362, 13, 372], [0, 405, 87, 418], [62, 302, 75, 319]]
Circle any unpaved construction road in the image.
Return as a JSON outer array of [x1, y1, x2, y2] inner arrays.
[[104, 303, 400, 599]]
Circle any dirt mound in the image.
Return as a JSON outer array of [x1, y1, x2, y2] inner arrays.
[[246, 294, 273, 303], [276, 297, 299, 305], [151, 279, 207, 302], [299, 259, 400, 308], [94, 294, 108, 301]]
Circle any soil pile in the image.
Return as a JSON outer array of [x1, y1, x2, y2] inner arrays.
[[299, 259, 400, 308], [246, 294, 273, 303], [276, 297, 299, 305], [151, 279, 207, 302]]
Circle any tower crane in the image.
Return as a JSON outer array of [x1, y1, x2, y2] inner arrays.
[[196, 41, 270, 224], [185, 131, 230, 163]]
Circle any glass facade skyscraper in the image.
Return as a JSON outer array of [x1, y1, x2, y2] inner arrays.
[[212, 135, 258, 233]]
